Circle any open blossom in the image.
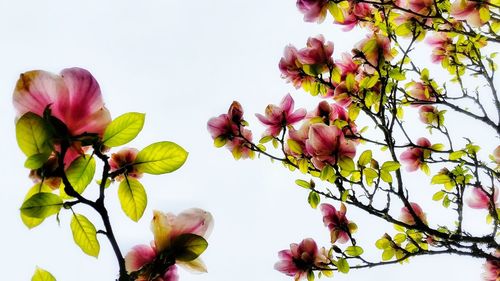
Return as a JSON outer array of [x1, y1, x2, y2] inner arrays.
[[285, 123, 311, 157], [418, 105, 439, 124], [407, 82, 436, 104], [335, 3, 374, 31], [13, 68, 112, 166], [296, 0, 329, 23], [400, 137, 432, 172], [125, 209, 213, 281], [450, 0, 487, 27], [467, 186, 498, 210], [274, 238, 328, 280], [256, 94, 306, 137], [355, 33, 393, 72], [305, 123, 357, 169], [426, 32, 453, 63], [109, 148, 142, 181], [482, 252, 500, 281], [320, 203, 355, 243], [336, 53, 360, 79], [208, 102, 254, 159], [400, 202, 427, 225], [297, 35, 334, 75], [279, 45, 308, 88]]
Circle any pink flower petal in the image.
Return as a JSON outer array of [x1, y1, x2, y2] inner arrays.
[[125, 244, 157, 273]]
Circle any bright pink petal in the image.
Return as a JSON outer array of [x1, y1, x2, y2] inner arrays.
[[125, 244, 157, 273], [162, 265, 179, 281]]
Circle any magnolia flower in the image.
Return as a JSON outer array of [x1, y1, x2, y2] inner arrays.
[[426, 32, 453, 63], [333, 81, 357, 107], [407, 82, 436, 105], [320, 203, 354, 243], [285, 123, 311, 157], [305, 123, 357, 169], [279, 45, 311, 88], [109, 148, 142, 181], [400, 202, 427, 225], [296, 0, 329, 23], [256, 94, 306, 137], [482, 253, 500, 281], [354, 34, 393, 72], [336, 53, 360, 79], [467, 186, 498, 210], [335, 3, 373, 31], [13, 68, 111, 166], [208, 101, 253, 159], [400, 137, 431, 172], [418, 105, 439, 124], [450, 0, 487, 27], [274, 238, 328, 280], [125, 209, 214, 281], [297, 35, 334, 75]]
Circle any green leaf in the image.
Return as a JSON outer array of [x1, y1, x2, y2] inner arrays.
[[24, 152, 51, 169], [363, 167, 378, 186], [32, 267, 56, 281], [135, 141, 188, 174], [213, 136, 226, 148], [171, 233, 208, 262], [381, 161, 401, 171], [431, 174, 450, 185], [338, 156, 355, 173], [102, 112, 145, 147], [328, 3, 344, 23], [20, 193, 62, 219], [393, 233, 407, 244], [358, 150, 372, 166], [66, 155, 96, 195], [345, 246, 364, 257], [16, 112, 51, 157], [432, 191, 445, 201], [21, 183, 53, 228], [307, 270, 315, 281], [287, 139, 303, 155], [449, 150, 465, 160], [382, 248, 395, 261], [320, 165, 335, 181], [118, 178, 147, 222], [337, 258, 350, 273], [375, 237, 390, 249], [70, 214, 100, 257], [295, 179, 311, 189], [308, 191, 320, 209], [380, 170, 393, 183]]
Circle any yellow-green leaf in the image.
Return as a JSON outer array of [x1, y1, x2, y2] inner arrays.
[[20, 193, 62, 219], [32, 267, 56, 281], [171, 233, 208, 262], [70, 214, 100, 257], [295, 179, 311, 189], [358, 150, 372, 166], [345, 246, 364, 257], [135, 141, 188, 174], [337, 258, 350, 273], [16, 112, 51, 157], [118, 178, 147, 222], [381, 161, 401, 171], [308, 191, 320, 209], [102, 112, 145, 147], [66, 155, 96, 195], [382, 248, 395, 261], [21, 183, 53, 229]]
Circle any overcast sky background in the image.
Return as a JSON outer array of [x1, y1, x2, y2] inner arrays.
[[0, 1, 494, 280]]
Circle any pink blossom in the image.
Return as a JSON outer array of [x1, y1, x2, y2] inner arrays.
[[13, 68, 112, 166], [400, 137, 432, 172], [426, 32, 453, 63], [279, 45, 311, 88], [285, 123, 311, 157], [256, 94, 306, 137], [274, 238, 328, 280], [400, 202, 427, 225], [125, 209, 213, 280], [450, 0, 486, 27], [335, 3, 374, 30], [418, 105, 438, 124], [333, 81, 357, 107], [305, 123, 357, 169], [482, 254, 500, 281], [308, 101, 358, 138], [320, 203, 352, 243], [467, 186, 498, 210], [109, 148, 142, 181], [336, 53, 360, 79], [407, 82, 436, 105], [355, 34, 393, 72], [296, 0, 329, 23], [208, 102, 253, 159], [297, 35, 334, 74]]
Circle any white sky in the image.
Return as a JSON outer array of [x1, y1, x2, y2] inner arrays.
[[0, 0, 493, 280]]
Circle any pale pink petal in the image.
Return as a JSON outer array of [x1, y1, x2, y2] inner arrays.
[[125, 244, 156, 273], [13, 70, 69, 119], [170, 208, 214, 240]]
